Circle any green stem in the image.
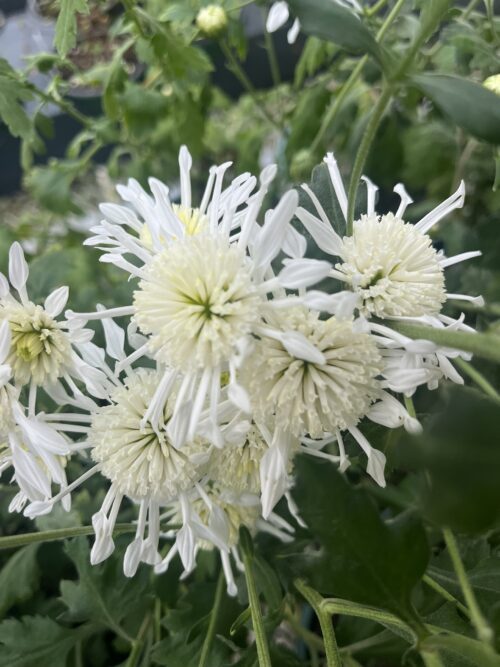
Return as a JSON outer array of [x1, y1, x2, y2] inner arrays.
[[320, 598, 417, 644], [241, 534, 272, 667], [340, 629, 395, 655], [285, 610, 325, 652], [263, 18, 281, 87], [442, 528, 494, 646], [453, 358, 500, 402], [219, 40, 281, 131], [295, 580, 342, 667], [198, 572, 225, 667], [122, 0, 148, 39], [422, 574, 470, 617], [366, 0, 390, 17], [126, 615, 151, 667], [311, 0, 406, 155], [462, 0, 481, 19], [0, 524, 136, 551], [421, 651, 446, 667], [27, 84, 91, 127], [387, 320, 500, 366], [346, 83, 392, 232], [404, 395, 417, 418]]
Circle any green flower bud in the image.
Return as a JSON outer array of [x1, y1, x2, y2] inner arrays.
[[196, 5, 228, 38], [290, 149, 317, 182], [484, 74, 500, 96]]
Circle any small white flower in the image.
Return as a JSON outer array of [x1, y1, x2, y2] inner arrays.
[[243, 305, 382, 438], [90, 369, 208, 501], [0, 243, 109, 403], [297, 152, 482, 393]]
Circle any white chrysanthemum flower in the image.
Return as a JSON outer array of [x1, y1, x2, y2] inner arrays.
[[133, 235, 263, 371], [70, 156, 306, 445], [294, 152, 483, 395], [266, 0, 361, 44], [243, 306, 382, 438], [336, 213, 446, 318], [0, 320, 73, 512], [0, 243, 109, 404], [209, 424, 267, 495], [90, 369, 207, 501], [157, 484, 294, 595]]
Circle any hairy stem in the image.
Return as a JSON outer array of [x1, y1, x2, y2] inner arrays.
[[442, 528, 494, 646], [295, 580, 342, 667], [422, 574, 470, 617], [198, 572, 225, 667], [453, 358, 500, 402], [0, 524, 136, 551], [241, 533, 272, 667]]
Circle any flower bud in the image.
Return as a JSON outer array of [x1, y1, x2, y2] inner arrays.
[[290, 149, 317, 181], [196, 5, 228, 38], [484, 74, 500, 96]]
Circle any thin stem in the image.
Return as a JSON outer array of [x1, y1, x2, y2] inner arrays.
[[285, 609, 325, 652], [126, 615, 151, 667], [219, 40, 281, 130], [26, 83, 91, 127], [404, 395, 417, 418], [263, 18, 281, 87], [346, 83, 392, 232], [295, 580, 342, 667], [387, 320, 500, 366], [311, 0, 406, 155], [241, 534, 272, 667], [366, 0, 390, 17], [0, 524, 136, 551], [421, 651, 446, 667], [422, 574, 470, 617], [442, 528, 494, 646], [122, 0, 148, 39], [462, 0, 481, 19], [452, 138, 477, 191], [340, 629, 397, 655], [198, 572, 225, 667], [453, 358, 500, 402]]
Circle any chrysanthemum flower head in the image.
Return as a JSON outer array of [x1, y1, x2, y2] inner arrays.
[[90, 369, 208, 501], [243, 305, 382, 438]]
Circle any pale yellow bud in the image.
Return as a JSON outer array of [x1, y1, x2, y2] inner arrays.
[[196, 5, 228, 38], [484, 74, 500, 96]]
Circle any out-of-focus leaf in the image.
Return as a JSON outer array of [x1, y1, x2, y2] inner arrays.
[[412, 74, 500, 144], [0, 59, 33, 140], [60, 538, 149, 630], [0, 545, 39, 616], [397, 386, 500, 533], [287, 0, 381, 62], [25, 161, 82, 215], [55, 0, 90, 57], [0, 615, 87, 667], [292, 457, 429, 624]]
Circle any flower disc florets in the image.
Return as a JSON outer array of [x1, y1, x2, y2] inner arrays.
[[133, 234, 263, 370], [243, 308, 382, 438], [90, 370, 205, 501], [196, 5, 228, 37], [337, 213, 446, 318], [1, 301, 72, 385], [209, 425, 267, 494]]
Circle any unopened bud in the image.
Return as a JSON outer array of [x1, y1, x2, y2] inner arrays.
[[290, 149, 317, 182], [196, 5, 228, 38], [484, 74, 500, 96]]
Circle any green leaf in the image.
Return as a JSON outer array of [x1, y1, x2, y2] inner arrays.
[[0, 60, 33, 140], [0, 545, 39, 615], [60, 537, 148, 635], [397, 386, 500, 533], [55, 0, 90, 57], [287, 0, 381, 62], [411, 74, 500, 145], [0, 616, 85, 667], [292, 457, 429, 624]]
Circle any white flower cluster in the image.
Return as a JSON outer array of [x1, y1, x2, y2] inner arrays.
[[1, 146, 482, 596]]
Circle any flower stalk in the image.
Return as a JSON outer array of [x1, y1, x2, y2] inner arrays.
[[295, 580, 342, 667]]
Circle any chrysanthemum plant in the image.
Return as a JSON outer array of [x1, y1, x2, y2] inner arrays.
[[1, 1, 500, 666]]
